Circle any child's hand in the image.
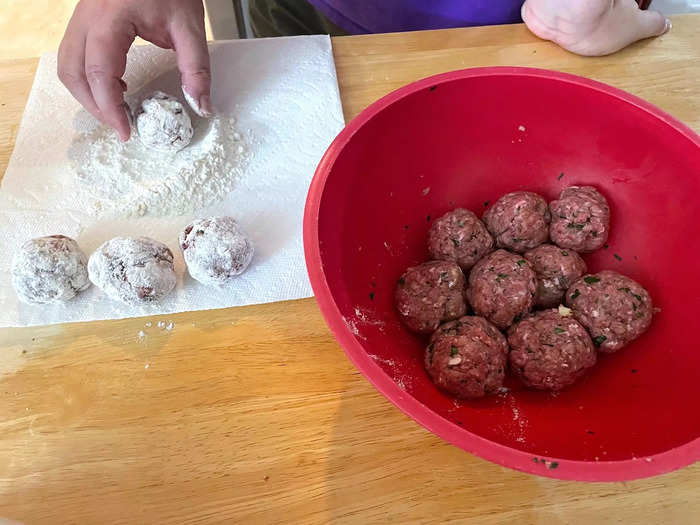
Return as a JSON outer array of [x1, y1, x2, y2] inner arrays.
[[58, 0, 212, 141], [522, 0, 670, 56]]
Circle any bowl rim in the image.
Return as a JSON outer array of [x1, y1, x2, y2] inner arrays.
[[303, 66, 700, 481]]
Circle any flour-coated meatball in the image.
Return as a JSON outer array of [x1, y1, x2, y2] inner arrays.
[[12, 235, 90, 304], [134, 91, 193, 152], [88, 237, 176, 304], [179, 217, 254, 286]]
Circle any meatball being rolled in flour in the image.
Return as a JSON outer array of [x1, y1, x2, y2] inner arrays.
[[12, 235, 91, 304], [134, 91, 193, 152], [179, 217, 254, 286], [88, 237, 176, 304]]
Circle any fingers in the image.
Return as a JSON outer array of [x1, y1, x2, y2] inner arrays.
[[594, 3, 670, 56], [84, 25, 135, 140], [57, 10, 103, 122], [521, 0, 670, 56], [629, 8, 670, 40], [170, 11, 213, 117]]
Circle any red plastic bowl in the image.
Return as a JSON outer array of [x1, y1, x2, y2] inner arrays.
[[304, 67, 700, 481]]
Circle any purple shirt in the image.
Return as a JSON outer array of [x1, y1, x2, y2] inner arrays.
[[308, 0, 525, 34]]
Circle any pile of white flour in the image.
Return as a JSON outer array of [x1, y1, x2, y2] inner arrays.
[[69, 114, 250, 218]]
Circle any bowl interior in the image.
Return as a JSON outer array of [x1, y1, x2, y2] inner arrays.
[[312, 69, 700, 471]]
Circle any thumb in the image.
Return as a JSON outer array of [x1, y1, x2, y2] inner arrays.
[[170, 17, 213, 117], [630, 9, 671, 40]]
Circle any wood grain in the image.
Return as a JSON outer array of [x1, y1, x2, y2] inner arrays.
[[1, 14, 699, 525], [0, 1, 214, 61]]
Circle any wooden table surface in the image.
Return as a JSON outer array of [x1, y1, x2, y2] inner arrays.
[[1, 15, 699, 525]]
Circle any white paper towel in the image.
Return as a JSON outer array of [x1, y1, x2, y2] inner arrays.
[[0, 35, 345, 327]]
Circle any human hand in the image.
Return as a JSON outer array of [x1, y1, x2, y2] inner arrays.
[[522, 0, 670, 56], [58, 0, 212, 141]]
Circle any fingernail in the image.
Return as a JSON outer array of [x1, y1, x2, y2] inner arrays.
[[664, 18, 672, 34], [124, 103, 134, 129], [199, 94, 214, 117], [182, 85, 214, 118]]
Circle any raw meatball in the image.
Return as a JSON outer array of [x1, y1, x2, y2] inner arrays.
[[134, 91, 193, 152], [550, 186, 610, 252], [466, 249, 536, 330], [482, 191, 550, 253], [524, 244, 587, 308], [425, 316, 508, 399], [179, 217, 254, 286], [395, 261, 467, 334], [565, 270, 653, 353], [508, 308, 597, 391], [11, 235, 90, 304], [427, 208, 494, 271], [88, 237, 176, 304]]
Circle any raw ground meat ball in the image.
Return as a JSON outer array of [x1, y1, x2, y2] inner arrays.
[[134, 91, 194, 152], [427, 208, 494, 271], [565, 270, 653, 353], [466, 249, 537, 330], [11, 235, 90, 304], [395, 260, 467, 334], [179, 217, 254, 286], [88, 237, 177, 304], [508, 308, 597, 391], [524, 244, 587, 308], [425, 316, 508, 399], [550, 186, 610, 252], [482, 191, 551, 253]]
